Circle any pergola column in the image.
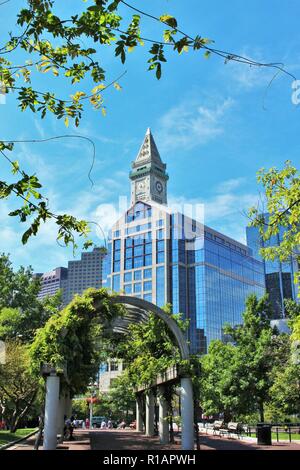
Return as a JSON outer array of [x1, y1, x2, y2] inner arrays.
[[57, 394, 66, 442], [158, 385, 169, 444], [180, 377, 194, 450], [145, 389, 155, 437], [136, 394, 143, 432], [43, 372, 60, 450]]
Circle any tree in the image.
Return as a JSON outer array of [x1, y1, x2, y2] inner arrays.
[[200, 294, 277, 422], [270, 300, 300, 418], [0, 341, 39, 432], [0, 253, 62, 343], [107, 373, 135, 421], [116, 310, 186, 389], [269, 363, 300, 419], [200, 340, 238, 421], [224, 294, 276, 422], [0, 253, 40, 311], [248, 161, 300, 287], [0, 1, 292, 249]]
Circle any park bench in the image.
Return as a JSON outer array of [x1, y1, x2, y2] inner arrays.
[[212, 420, 225, 435], [219, 422, 243, 439]]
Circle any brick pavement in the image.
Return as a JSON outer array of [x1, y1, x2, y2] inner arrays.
[[7, 428, 300, 451]]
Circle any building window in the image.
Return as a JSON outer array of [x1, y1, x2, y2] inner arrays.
[[134, 283, 142, 293], [124, 284, 132, 294], [113, 238, 121, 272], [156, 238, 165, 264], [125, 259, 132, 270], [134, 256, 143, 268], [114, 230, 120, 237], [134, 270, 142, 281], [126, 202, 152, 223], [125, 237, 134, 247], [112, 275, 120, 292], [143, 268, 152, 279], [110, 361, 119, 372], [144, 293, 152, 302], [124, 233, 152, 270], [114, 239, 121, 250], [157, 229, 164, 240], [156, 266, 165, 307], [143, 281, 152, 291], [113, 261, 120, 272], [124, 272, 132, 283], [157, 240, 164, 251], [134, 245, 144, 257], [145, 255, 152, 266]]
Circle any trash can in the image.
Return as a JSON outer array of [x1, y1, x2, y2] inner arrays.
[[256, 423, 272, 445]]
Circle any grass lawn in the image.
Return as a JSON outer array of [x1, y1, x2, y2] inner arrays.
[[247, 431, 300, 441], [0, 428, 37, 446], [271, 432, 300, 441]]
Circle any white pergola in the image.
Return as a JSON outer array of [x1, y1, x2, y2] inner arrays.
[[42, 296, 194, 450]]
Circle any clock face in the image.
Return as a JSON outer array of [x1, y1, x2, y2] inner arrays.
[[155, 180, 163, 194], [137, 181, 145, 191]]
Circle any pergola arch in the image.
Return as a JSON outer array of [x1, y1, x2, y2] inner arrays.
[[108, 295, 190, 360], [42, 294, 194, 450]]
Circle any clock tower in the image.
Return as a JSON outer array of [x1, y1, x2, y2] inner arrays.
[[129, 128, 168, 206]]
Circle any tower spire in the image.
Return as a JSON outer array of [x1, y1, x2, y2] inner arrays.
[[129, 129, 168, 206]]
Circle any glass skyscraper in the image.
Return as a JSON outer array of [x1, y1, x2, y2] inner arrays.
[[105, 129, 265, 354], [247, 219, 299, 318]]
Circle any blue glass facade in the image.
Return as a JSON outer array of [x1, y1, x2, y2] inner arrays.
[[246, 222, 298, 318], [106, 202, 265, 354], [169, 216, 265, 354]]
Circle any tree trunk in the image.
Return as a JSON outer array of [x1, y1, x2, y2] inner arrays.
[[9, 392, 37, 433], [10, 409, 18, 433], [34, 411, 44, 451], [259, 401, 264, 423], [194, 399, 200, 451], [224, 410, 232, 424]]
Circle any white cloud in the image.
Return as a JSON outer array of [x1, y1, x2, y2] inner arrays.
[[215, 178, 246, 193], [33, 118, 46, 139], [223, 48, 274, 91], [157, 97, 234, 152], [169, 177, 259, 244]]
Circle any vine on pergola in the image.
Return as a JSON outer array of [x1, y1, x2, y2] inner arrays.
[[30, 288, 125, 395]]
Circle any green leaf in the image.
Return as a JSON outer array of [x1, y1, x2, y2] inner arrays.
[[11, 161, 20, 174], [159, 14, 178, 29]]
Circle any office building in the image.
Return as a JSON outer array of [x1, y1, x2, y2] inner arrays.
[[36, 247, 106, 306], [35, 267, 68, 302], [64, 247, 105, 305], [247, 220, 299, 318], [105, 129, 265, 353]]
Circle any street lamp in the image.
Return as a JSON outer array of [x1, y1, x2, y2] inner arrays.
[[86, 392, 99, 429]]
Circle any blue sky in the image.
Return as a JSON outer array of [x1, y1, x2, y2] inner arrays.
[[1, 0, 300, 272]]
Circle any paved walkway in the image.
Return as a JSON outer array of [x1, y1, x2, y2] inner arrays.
[[7, 428, 300, 451], [90, 429, 181, 450]]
